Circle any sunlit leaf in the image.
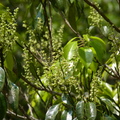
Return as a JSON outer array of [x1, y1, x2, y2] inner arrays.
[[78, 47, 94, 67], [85, 102, 97, 120], [76, 100, 84, 120], [0, 92, 7, 120], [61, 109, 73, 120], [45, 104, 60, 120], [100, 97, 114, 112], [8, 82, 19, 111], [63, 38, 78, 60], [0, 67, 5, 91]]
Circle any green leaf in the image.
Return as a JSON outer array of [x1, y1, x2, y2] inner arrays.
[[89, 36, 106, 63], [76, 100, 85, 120], [61, 93, 73, 108], [85, 102, 97, 120], [78, 47, 94, 67], [0, 67, 5, 91], [8, 82, 19, 111], [4, 51, 14, 71], [100, 97, 114, 112], [63, 38, 78, 60], [68, 3, 77, 30], [45, 104, 60, 120], [61, 110, 73, 120], [100, 81, 114, 97], [0, 92, 7, 120]]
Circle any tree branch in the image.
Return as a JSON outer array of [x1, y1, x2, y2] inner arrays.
[[21, 75, 61, 96], [60, 11, 82, 38], [84, 0, 120, 33], [7, 110, 27, 120]]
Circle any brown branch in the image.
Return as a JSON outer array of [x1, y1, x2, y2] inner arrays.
[[20, 90, 39, 119], [60, 11, 82, 38], [84, 0, 120, 33], [19, 105, 39, 120], [21, 75, 61, 96], [42, 1, 53, 62]]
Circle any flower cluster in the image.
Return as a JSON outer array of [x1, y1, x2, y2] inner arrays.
[[0, 8, 18, 53], [88, 3, 103, 27]]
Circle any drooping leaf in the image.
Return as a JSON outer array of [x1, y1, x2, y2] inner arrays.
[[0, 92, 7, 120], [78, 47, 94, 67], [4, 51, 14, 71], [100, 97, 114, 113], [45, 104, 60, 120], [89, 36, 106, 63], [85, 102, 97, 120], [76, 100, 84, 120], [8, 82, 19, 112], [61, 109, 73, 120], [68, 3, 77, 30], [0, 67, 5, 91], [63, 38, 78, 60]]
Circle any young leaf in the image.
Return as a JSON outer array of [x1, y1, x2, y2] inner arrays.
[[63, 39, 78, 60], [0, 92, 7, 120], [89, 36, 106, 63], [78, 47, 94, 67], [76, 100, 85, 120], [0, 67, 5, 91], [61, 110, 73, 120], [8, 82, 19, 112], [45, 104, 60, 120], [85, 102, 97, 120]]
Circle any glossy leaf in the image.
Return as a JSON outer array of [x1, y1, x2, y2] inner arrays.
[[73, 117, 78, 120], [85, 102, 97, 120], [76, 100, 84, 120], [100, 81, 114, 97], [61, 93, 73, 108], [61, 93, 71, 105], [89, 36, 106, 63], [45, 104, 60, 120], [100, 97, 114, 112], [78, 47, 94, 67], [0, 92, 7, 120], [0, 67, 5, 91], [8, 82, 19, 111], [61, 110, 72, 120], [63, 38, 78, 60]]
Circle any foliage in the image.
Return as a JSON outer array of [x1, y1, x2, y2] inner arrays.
[[0, 0, 120, 120]]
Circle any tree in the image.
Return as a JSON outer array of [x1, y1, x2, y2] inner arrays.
[[0, 0, 120, 119]]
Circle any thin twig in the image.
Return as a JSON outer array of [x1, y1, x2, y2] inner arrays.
[[21, 75, 61, 96], [84, 0, 120, 33], [42, 1, 53, 62], [20, 90, 40, 119], [60, 11, 82, 38], [19, 105, 39, 120], [7, 110, 27, 120]]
